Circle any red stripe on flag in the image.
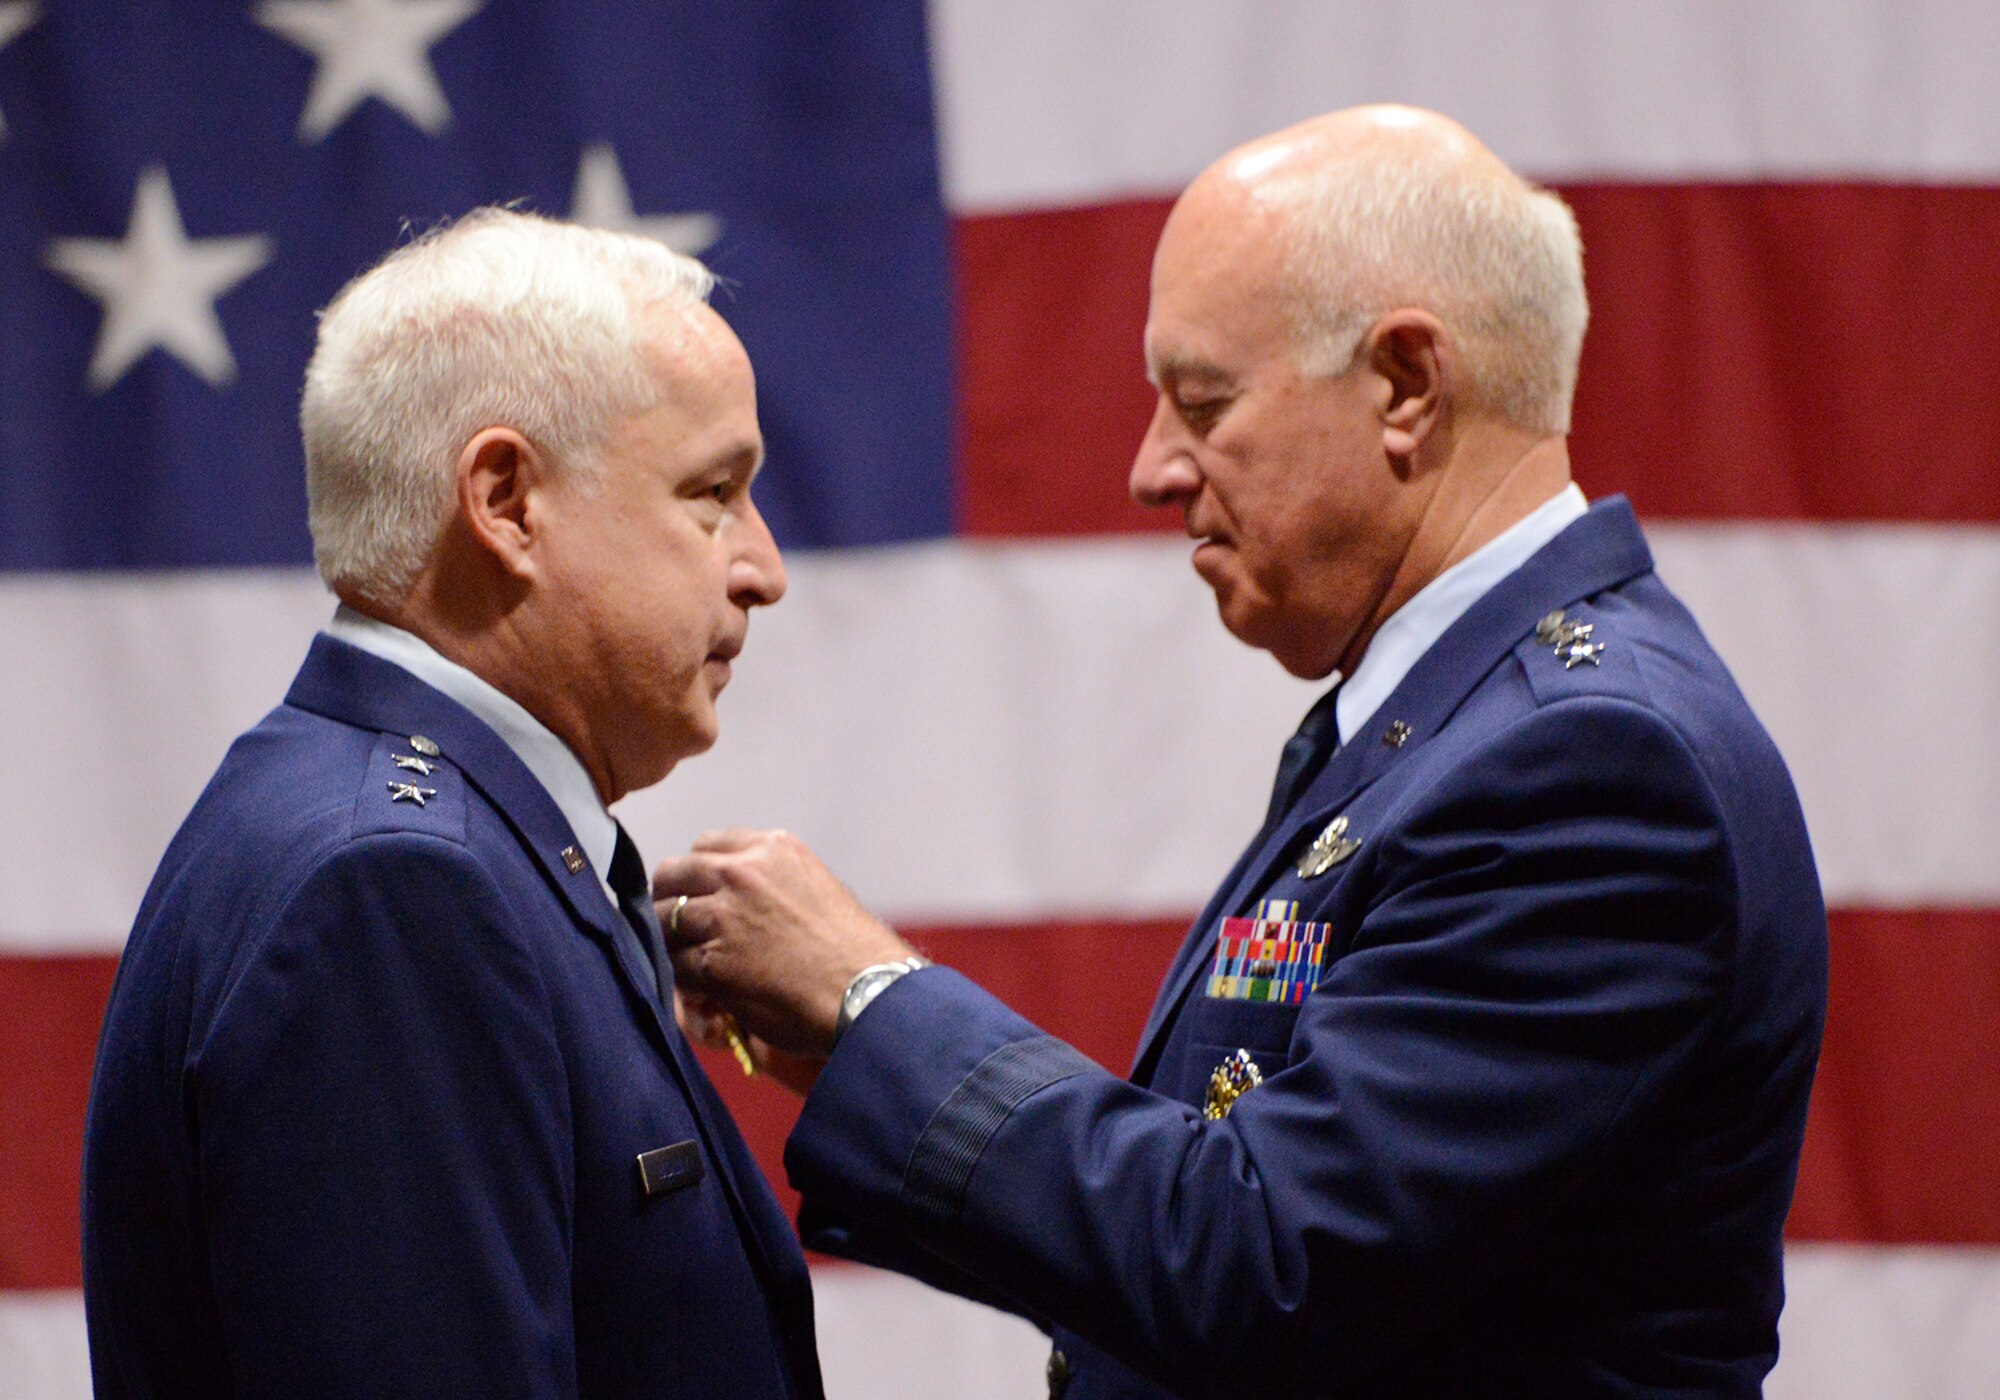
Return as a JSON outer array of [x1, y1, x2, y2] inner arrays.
[[8, 907, 1995, 1287], [955, 186, 2000, 536], [955, 200, 1168, 538], [0, 955, 116, 1291], [1788, 908, 2000, 1243]]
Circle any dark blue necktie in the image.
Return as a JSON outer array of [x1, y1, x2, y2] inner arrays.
[[1264, 684, 1342, 828], [608, 824, 669, 1006]]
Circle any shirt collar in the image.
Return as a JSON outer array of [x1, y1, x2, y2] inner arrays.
[[1335, 483, 1588, 745], [325, 604, 620, 901]]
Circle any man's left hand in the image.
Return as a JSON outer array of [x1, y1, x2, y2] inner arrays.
[[654, 828, 915, 1059]]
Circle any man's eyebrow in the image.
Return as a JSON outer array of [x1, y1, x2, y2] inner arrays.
[[1146, 351, 1232, 389]]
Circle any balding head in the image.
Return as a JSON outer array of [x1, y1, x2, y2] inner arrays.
[[1181, 104, 1588, 434]]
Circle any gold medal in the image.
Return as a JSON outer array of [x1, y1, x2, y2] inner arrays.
[[1203, 1049, 1264, 1120]]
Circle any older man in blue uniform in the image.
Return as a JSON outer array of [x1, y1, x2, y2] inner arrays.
[[659, 106, 1827, 1400], [83, 210, 819, 1398]]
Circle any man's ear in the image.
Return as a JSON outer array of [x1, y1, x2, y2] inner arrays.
[[1365, 310, 1448, 463], [455, 428, 548, 580]]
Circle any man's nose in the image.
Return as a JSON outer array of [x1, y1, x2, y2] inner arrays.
[[1129, 396, 1202, 508], [731, 501, 787, 607]]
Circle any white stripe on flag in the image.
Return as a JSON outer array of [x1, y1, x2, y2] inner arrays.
[[5, 524, 1997, 950], [932, 0, 2000, 211], [8, 1248, 2000, 1399]]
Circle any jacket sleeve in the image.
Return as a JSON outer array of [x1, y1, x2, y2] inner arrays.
[[786, 697, 1738, 1397], [191, 832, 577, 1397]]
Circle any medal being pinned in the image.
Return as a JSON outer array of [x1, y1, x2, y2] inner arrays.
[[1203, 1049, 1264, 1120]]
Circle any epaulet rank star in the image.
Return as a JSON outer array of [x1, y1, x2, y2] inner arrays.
[[1535, 609, 1606, 670], [387, 781, 438, 807], [392, 753, 438, 776]]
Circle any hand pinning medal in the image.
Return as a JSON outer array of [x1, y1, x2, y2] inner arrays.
[[668, 894, 757, 1077]]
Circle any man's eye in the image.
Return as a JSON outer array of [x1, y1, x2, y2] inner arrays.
[[1179, 397, 1226, 430]]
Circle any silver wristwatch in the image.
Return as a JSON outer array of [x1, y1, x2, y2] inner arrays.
[[834, 956, 931, 1044]]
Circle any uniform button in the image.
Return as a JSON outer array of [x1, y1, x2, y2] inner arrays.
[[1046, 1347, 1070, 1398]]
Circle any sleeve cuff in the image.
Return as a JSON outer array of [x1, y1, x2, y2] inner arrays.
[[900, 1035, 1098, 1223]]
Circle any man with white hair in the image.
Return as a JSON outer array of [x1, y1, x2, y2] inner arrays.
[[659, 107, 1827, 1398], [83, 209, 819, 1399]]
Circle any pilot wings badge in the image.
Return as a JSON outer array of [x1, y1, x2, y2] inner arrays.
[[1297, 814, 1361, 878]]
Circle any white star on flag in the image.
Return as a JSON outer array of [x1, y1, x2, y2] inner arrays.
[[256, 0, 484, 144], [569, 144, 722, 257], [43, 168, 273, 392], [0, 2, 38, 140]]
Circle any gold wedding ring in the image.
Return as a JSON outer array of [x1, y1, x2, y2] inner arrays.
[[669, 894, 689, 933]]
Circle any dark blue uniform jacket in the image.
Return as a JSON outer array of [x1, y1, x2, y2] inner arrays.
[[84, 637, 822, 1400], [789, 498, 1827, 1399]]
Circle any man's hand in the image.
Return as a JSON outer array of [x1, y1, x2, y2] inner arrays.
[[654, 828, 915, 1060], [675, 988, 827, 1097]]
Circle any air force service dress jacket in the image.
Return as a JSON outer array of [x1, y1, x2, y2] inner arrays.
[[84, 636, 823, 1400], [787, 498, 1828, 1399]]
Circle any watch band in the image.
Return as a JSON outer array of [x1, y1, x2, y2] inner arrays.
[[834, 956, 931, 1044]]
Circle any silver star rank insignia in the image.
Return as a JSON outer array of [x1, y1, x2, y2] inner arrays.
[[1297, 814, 1361, 877], [393, 754, 438, 776], [387, 781, 438, 807], [1535, 609, 1606, 669]]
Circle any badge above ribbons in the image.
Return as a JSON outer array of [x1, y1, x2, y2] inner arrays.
[[1207, 898, 1332, 1004]]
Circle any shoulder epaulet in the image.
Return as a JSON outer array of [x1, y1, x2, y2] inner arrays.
[[1515, 605, 1633, 703], [349, 730, 470, 845]]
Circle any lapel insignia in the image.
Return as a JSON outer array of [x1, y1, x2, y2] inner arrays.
[[393, 753, 438, 776], [1535, 609, 1605, 669], [408, 734, 441, 758], [559, 845, 587, 875], [1381, 719, 1411, 748], [1297, 814, 1361, 877], [1203, 1049, 1264, 1120], [386, 781, 437, 807], [1209, 899, 1331, 1003]]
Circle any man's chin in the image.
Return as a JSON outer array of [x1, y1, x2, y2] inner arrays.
[[1213, 605, 1339, 681]]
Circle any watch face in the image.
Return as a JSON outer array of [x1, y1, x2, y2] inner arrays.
[[839, 964, 911, 1037], [848, 969, 896, 1010]]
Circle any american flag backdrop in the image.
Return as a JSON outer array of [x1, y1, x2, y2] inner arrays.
[[3, 2, 1998, 1396]]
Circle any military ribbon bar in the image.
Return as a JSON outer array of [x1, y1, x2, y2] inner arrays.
[[1206, 898, 1332, 1004]]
